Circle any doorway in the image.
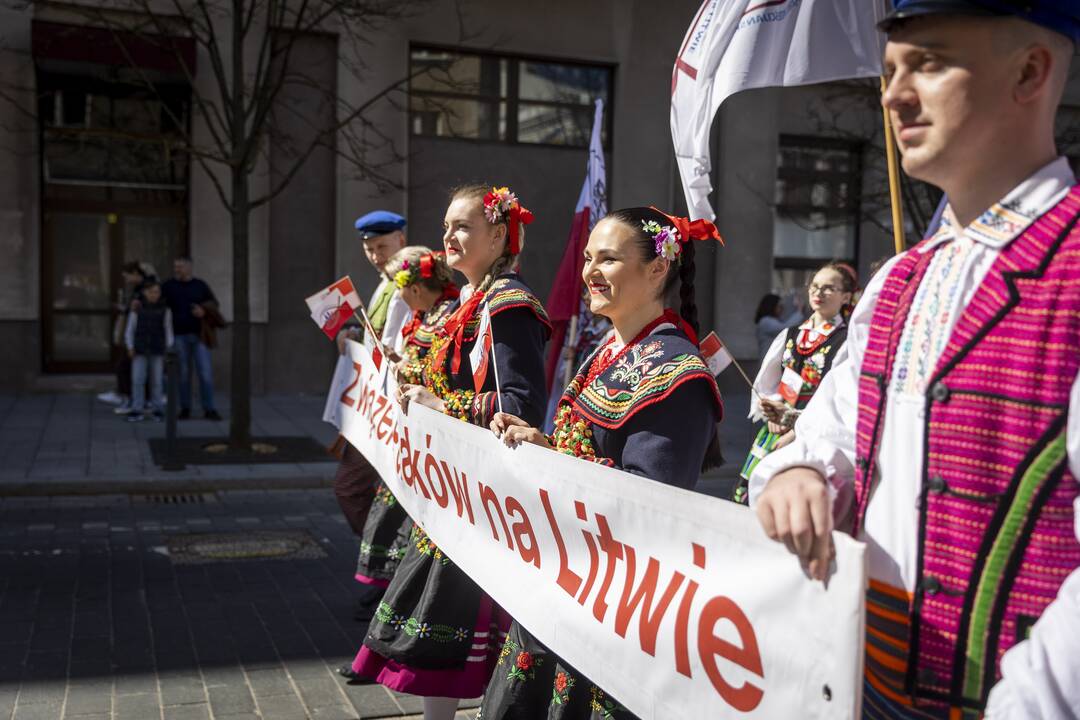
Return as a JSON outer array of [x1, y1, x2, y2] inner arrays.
[[43, 205, 185, 373]]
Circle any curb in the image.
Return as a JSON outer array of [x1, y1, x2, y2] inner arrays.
[[0, 474, 336, 497]]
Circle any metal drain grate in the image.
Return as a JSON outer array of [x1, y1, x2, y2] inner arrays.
[[134, 493, 218, 505]]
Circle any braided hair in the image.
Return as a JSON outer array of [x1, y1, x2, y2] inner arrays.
[[605, 207, 700, 337]]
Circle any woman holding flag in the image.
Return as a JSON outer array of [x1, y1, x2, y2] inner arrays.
[[478, 206, 723, 719], [733, 262, 855, 504], [342, 185, 551, 720], [351, 246, 459, 592]]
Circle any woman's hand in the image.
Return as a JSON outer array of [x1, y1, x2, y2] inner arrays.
[[759, 397, 788, 423], [383, 345, 402, 364], [767, 420, 788, 435], [773, 429, 796, 450], [490, 412, 552, 449], [397, 383, 445, 415]]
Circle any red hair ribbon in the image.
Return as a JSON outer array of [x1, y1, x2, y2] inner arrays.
[[440, 291, 486, 375], [419, 253, 434, 279], [649, 206, 724, 247], [508, 205, 534, 255]]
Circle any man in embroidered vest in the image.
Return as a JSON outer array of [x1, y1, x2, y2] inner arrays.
[[333, 210, 409, 620], [749, 2, 1080, 717]]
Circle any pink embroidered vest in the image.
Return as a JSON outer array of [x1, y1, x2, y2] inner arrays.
[[853, 186, 1080, 714]]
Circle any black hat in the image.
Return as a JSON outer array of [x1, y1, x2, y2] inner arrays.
[[879, 0, 1080, 44]]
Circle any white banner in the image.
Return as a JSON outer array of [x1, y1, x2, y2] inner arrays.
[[338, 340, 867, 718], [671, 0, 885, 220]]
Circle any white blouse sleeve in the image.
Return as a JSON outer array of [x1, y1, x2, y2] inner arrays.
[[984, 370, 1080, 719], [748, 328, 790, 421]]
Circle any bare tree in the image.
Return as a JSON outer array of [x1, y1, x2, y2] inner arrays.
[[3, 0, 431, 449]]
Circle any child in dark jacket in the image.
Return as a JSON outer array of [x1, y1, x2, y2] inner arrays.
[[124, 281, 174, 422]]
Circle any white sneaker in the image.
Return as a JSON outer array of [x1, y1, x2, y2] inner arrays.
[[97, 391, 123, 405], [113, 401, 133, 415]]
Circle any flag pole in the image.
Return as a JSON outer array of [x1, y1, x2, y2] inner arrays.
[[488, 310, 505, 415], [880, 76, 906, 255]]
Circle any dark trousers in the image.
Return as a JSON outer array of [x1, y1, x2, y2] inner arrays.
[[117, 355, 132, 396], [334, 444, 380, 536]]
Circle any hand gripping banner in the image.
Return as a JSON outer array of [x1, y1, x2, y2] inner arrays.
[[337, 340, 867, 718]]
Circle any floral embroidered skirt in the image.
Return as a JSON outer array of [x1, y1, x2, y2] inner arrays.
[[734, 425, 783, 504], [352, 526, 510, 698], [477, 620, 637, 720], [354, 483, 412, 587]]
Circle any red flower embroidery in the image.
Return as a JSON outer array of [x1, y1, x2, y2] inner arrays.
[[516, 651, 533, 670], [555, 672, 568, 692]]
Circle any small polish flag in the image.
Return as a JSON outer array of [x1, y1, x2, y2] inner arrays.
[[305, 276, 363, 340], [469, 304, 494, 393], [778, 366, 805, 406], [699, 332, 733, 377]]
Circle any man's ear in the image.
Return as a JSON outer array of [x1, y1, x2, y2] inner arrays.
[[1014, 45, 1055, 105]]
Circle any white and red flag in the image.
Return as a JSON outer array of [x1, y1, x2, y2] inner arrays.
[[305, 276, 363, 340], [699, 331, 734, 377], [468, 303, 495, 395], [671, 0, 885, 220], [543, 98, 608, 427]]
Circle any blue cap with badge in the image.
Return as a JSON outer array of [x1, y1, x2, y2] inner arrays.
[[880, 0, 1080, 44], [354, 210, 406, 240]]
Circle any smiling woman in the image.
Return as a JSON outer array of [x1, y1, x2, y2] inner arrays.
[[478, 206, 725, 720]]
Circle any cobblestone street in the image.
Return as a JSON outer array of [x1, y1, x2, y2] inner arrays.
[[0, 490, 479, 720]]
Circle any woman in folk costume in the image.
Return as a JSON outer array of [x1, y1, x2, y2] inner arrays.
[[477, 207, 724, 720], [352, 246, 459, 591], [342, 185, 551, 720], [733, 262, 855, 504]]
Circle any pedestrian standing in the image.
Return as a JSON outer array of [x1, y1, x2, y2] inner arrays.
[[751, 3, 1080, 716], [124, 280, 174, 422], [162, 256, 222, 420]]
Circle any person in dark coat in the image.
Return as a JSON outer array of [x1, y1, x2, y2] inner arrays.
[[341, 185, 550, 720], [478, 206, 724, 720], [161, 256, 221, 420]]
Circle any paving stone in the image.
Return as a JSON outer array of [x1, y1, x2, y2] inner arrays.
[[207, 685, 256, 716], [162, 703, 211, 720], [245, 667, 295, 698], [63, 677, 113, 716], [12, 702, 65, 720], [255, 692, 308, 720], [113, 692, 161, 720], [157, 670, 206, 706]]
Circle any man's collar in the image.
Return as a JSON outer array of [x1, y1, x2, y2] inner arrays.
[[922, 157, 1077, 253]]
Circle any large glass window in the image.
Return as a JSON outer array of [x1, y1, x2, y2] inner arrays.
[[38, 78, 190, 188], [772, 135, 862, 291], [409, 46, 612, 148]]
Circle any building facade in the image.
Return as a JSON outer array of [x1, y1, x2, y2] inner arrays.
[[1, 1, 1078, 395]]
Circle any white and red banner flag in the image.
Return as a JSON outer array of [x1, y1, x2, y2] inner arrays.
[[306, 276, 363, 340], [336, 339, 868, 719], [671, 0, 885, 220], [469, 303, 494, 393], [700, 331, 734, 377]]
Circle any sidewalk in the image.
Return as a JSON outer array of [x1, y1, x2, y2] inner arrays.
[[0, 390, 753, 499], [0, 395, 339, 496]]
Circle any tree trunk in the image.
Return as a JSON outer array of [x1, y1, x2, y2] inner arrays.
[[228, 0, 251, 451], [229, 172, 252, 450]]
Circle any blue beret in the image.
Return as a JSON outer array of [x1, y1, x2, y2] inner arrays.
[[354, 210, 406, 240], [881, 0, 1080, 44]]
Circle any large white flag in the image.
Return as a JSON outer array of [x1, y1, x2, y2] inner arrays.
[[671, 0, 886, 220]]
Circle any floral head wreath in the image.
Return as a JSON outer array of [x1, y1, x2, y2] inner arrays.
[[483, 186, 534, 255], [641, 206, 724, 262], [394, 251, 441, 289]]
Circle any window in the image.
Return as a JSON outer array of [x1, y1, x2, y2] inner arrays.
[[409, 46, 612, 148], [38, 77, 190, 189], [772, 135, 862, 291]]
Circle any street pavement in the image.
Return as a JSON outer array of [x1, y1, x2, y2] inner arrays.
[[0, 389, 755, 719], [0, 489, 479, 720]]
